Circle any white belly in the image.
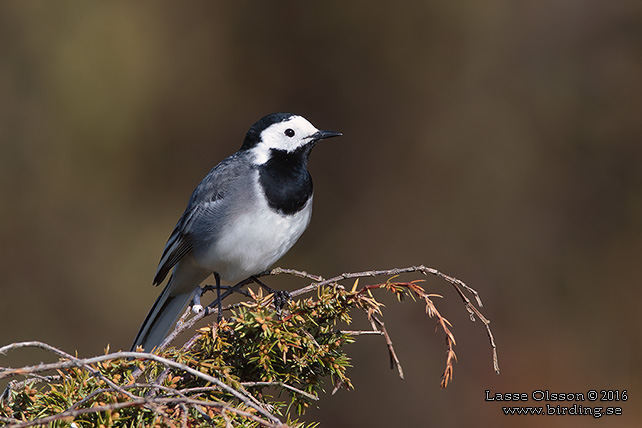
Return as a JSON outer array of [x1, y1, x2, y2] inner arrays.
[[197, 197, 313, 283]]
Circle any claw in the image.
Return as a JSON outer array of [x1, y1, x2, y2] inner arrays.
[[273, 290, 292, 310], [249, 276, 291, 318]]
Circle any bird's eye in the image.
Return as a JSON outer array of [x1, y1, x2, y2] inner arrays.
[[284, 128, 295, 138]]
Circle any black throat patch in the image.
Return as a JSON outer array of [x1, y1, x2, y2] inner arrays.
[[258, 145, 313, 215]]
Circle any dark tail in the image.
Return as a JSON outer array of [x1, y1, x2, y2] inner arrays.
[[130, 277, 196, 352]]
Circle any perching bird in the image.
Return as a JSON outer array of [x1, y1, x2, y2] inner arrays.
[[131, 113, 341, 351]]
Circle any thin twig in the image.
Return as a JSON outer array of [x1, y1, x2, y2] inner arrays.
[[241, 381, 319, 401], [222, 408, 233, 428], [144, 366, 172, 398], [442, 276, 500, 374], [338, 330, 383, 336], [0, 416, 20, 425], [1, 375, 61, 405], [369, 314, 404, 380], [176, 384, 264, 422], [0, 341, 76, 359], [180, 402, 189, 428], [268, 267, 325, 282]]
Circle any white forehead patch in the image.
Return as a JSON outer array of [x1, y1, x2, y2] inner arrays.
[[252, 115, 319, 164]]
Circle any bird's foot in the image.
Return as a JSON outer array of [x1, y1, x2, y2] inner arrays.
[[273, 290, 292, 312], [250, 276, 291, 318]]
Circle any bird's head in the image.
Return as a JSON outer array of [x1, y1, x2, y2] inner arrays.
[[241, 113, 341, 165]]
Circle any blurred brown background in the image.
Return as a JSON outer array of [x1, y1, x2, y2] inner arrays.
[[1, 1, 640, 427]]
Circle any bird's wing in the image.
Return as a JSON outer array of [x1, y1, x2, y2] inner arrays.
[[152, 152, 249, 285]]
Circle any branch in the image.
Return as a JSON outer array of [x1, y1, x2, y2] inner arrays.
[[3, 396, 280, 428], [160, 266, 496, 371], [0, 346, 282, 426], [241, 382, 319, 402], [150, 265, 498, 385], [1, 265, 498, 426], [0, 342, 143, 406]]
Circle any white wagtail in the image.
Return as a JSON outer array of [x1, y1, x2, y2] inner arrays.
[[131, 113, 341, 351]]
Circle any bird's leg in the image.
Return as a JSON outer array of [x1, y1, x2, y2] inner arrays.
[[250, 276, 291, 316], [215, 272, 223, 322], [250, 275, 274, 293], [202, 284, 251, 298], [191, 286, 205, 313]]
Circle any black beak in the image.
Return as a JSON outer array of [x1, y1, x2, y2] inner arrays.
[[309, 129, 342, 142]]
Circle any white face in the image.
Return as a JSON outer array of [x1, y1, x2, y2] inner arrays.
[[252, 115, 320, 164]]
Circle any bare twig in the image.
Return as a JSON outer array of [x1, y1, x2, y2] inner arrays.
[[268, 267, 325, 282], [368, 314, 404, 380], [1, 375, 61, 405], [0, 416, 20, 425], [338, 330, 383, 336], [241, 381, 319, 401], [222, 408, 233, 428], [144, 366, 172, 397], [331, 379, 346, 396], [444, 277, 500, 374], [179, 402, 189, 428]]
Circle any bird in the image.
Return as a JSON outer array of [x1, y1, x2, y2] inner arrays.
[[131, 112, 341, 352]]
